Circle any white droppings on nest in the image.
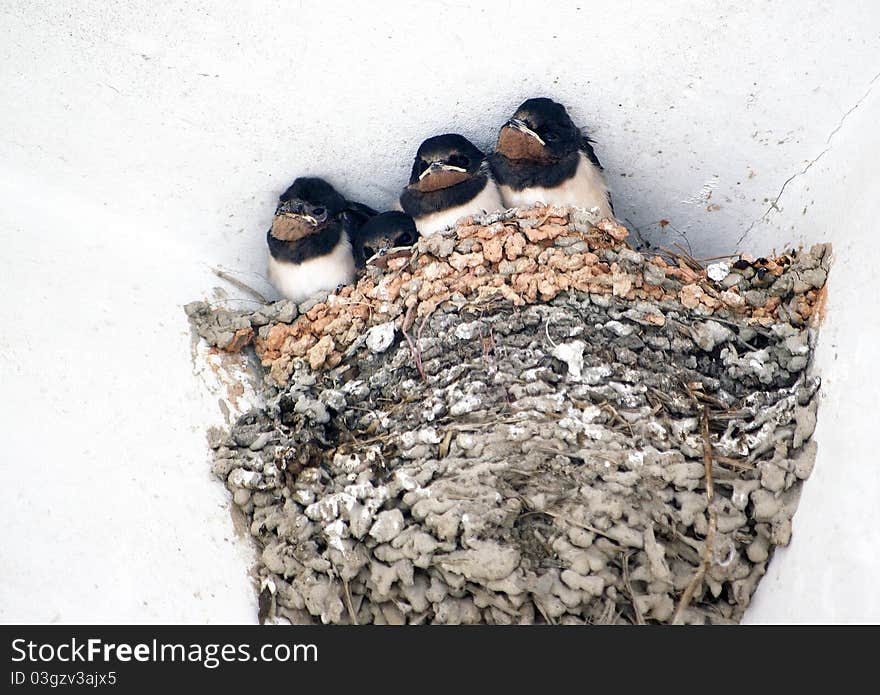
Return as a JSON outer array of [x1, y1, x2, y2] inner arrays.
[[332, 452, 363, 475], [449, 394, 484, 416], [551, 340, 586, 380], [627, 451, 646, 468], [366, 321, 396, 353], [227, 468, 263, 489], [324, 519, 350, 551], [305, 493, 350, 522], [707, 261, 731, 282], [369, 509, 405, 543], [292, 488, 314, 506]]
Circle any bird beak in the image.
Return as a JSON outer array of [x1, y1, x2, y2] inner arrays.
[[282, 211, 318, 226], [366, 248, 412, 269], [505, 118, 545, 146], [419, 161, 468, 180]]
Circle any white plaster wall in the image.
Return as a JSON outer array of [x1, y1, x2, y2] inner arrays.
[[1, 0, 878, 622], [743, 85, 880, 624]]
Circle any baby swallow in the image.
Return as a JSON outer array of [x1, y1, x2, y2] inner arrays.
[[266, 177, 375, 303], [399, 133, 503, 237], [352, 211, 419, 268], [488, 97, 614, 218]]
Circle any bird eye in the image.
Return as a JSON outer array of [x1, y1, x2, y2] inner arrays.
[[397, 231, 413, 245], [544, 131, 559, 143], [449, 154, 470, 169], [312, 207, 326, 217], [363, 245, 375, 259], [418, 160, 429, 174]]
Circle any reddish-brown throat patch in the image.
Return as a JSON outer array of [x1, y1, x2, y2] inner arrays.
[[270, 214, 319, 241], [496, 126, 555, 163], [409, 169, 472, 193]]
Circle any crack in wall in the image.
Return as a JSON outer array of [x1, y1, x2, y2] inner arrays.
[[736, 148, 830, 247], [824, 70, 880, 145], [737, 69, 880, 248]]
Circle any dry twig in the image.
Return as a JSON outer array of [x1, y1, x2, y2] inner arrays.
[[622, 551, 646, 625], [211, 266, 269, 304], [671, 407, 717, 624], [400, 303, 427, 381], [342, 577, 359, 625]]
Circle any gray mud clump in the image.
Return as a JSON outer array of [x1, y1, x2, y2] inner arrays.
[[189, 206, 830, 624]]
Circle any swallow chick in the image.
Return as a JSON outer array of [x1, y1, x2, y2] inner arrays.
[[352, 211, 419, 268], [266, 177, 375, 303], [488, 97, 614, 218], [399, 134, 503, 237]]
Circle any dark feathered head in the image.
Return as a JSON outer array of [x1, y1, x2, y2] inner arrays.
[[496, 97, 581, 162], [407, 134, 486, 192], [271, 177, 349, 241], [352, 211, 418, 267]]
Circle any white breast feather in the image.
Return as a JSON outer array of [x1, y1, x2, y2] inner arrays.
[[413, 182, 504, 237], [267, 235, 355, 304], [499, 152, 614, 219]]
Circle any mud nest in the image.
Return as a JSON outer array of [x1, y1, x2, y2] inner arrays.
[[187, 205, 830, 625]]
